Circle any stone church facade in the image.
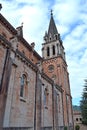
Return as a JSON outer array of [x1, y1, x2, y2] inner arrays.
[[0, 11, 73, 130]]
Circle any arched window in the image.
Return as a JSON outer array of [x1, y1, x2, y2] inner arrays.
[[76, 118, 78, 121], [52, 45, 55, 55], [44, 86, 49, 108], [20, 74, 27, 97], [47, 47, 50, 56], [80, 118, 82, 121], [55, 34, 58, 40], [50, 37, 51, 41]]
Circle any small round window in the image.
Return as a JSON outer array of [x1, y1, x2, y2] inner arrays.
[[48, 65, 54, 72]]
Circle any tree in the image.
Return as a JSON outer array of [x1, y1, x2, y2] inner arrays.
[[80, 79, 87, 125], [75, 125, 80, 130]]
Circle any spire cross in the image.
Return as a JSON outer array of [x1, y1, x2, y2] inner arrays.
[[0, 4, 2, 10], [51, 9, 53, 16], [21, 22, 24, 27]]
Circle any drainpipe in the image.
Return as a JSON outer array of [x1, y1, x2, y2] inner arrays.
[[0, 48, 9, 92], [52, 83, 55, 130], [34, 70, 38, 130], [0, 48, 12, 128]]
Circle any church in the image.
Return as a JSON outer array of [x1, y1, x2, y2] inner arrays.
[[0, 9, 73, 130]]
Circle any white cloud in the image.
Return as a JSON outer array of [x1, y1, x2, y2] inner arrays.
[[54, 0, 80, 25], [53, 0, 87, 104], [1, 0, 49, 50]]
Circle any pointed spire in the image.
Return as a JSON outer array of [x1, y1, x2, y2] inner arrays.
[[43, 10, 59, 43], [47, 10, 58, 41]]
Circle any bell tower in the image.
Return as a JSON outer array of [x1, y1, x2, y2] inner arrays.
[[42, 10, 65, 61], [42, 11, 73, 129]]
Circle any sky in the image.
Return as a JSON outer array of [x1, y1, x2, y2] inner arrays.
[[0, 0, 87, 106]]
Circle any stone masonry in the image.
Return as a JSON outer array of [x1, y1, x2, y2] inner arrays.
[[0, 12, 73, 130]]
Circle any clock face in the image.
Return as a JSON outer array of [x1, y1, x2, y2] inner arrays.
[[48, 65, 54, 72]]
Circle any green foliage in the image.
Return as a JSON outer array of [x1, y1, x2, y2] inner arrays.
[[75, 124, 80, 130], [80, 79, 87, 125], [73, 105, 81, 111], [64, 126, 67, 130]]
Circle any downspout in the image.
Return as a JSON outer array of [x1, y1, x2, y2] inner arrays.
[[34, 70, 38, 130], [62, 90, 65, 129], [66, 95, 69, 130], [0, 48, 9, 128], [52, 83, 54, 130], [0, 48, 9, 92], [71, 97, 74, 130], [0, 48, 12, 127]]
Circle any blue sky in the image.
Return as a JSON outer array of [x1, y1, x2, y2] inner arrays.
[[1, 0, 87, 106]]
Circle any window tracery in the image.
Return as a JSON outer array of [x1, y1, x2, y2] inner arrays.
[[20, 74, 27, 98], [44, 86, 49, 108], [48, 65, 54, 72]]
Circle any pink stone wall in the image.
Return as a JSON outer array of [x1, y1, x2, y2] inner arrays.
[[3, 56, 36, 128]]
